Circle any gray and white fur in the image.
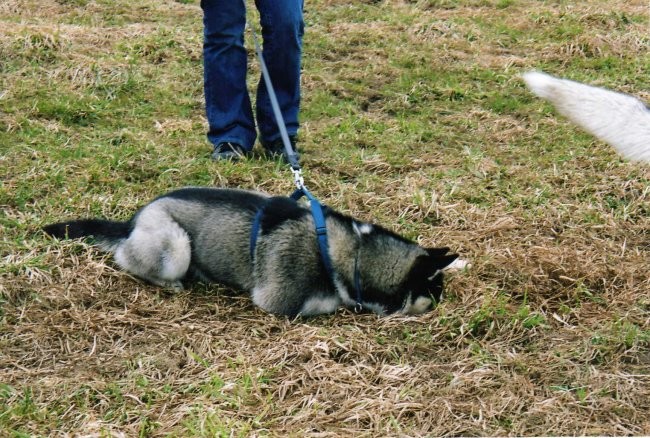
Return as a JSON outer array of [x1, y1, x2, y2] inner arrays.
[[523, 71, 650, 163], [44, 187, 460, 317]]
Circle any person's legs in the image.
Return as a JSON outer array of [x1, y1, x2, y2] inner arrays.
[[201, 0, 256, 152], [255, 0, 304, 148]]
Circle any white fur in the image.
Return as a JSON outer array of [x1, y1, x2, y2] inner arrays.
[[250, 286, 273, 312], [334, 277, 357, 307], [400, 295, 433, 315], [352, 222, 373, 237], [114, 206, 190, 289], [523, 71, 650, 163], [444, 258, 470, 271], [299, 295, 342, 316]]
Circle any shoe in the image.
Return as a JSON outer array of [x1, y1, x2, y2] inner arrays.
[[211, 142, 248, 161], [265, 136, 300, 163]]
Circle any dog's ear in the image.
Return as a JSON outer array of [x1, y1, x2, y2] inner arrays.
[[408, 248, 456, 281], [404, 249, 455, 306], [425, 247, 458, 271]]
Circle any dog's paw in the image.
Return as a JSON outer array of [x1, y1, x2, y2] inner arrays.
[[169, 281, 184, 292], [154, 280, 184, 292]]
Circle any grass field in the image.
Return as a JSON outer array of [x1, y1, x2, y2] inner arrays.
[[1, 0, 649, 435]]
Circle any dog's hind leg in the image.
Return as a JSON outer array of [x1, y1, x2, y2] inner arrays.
[[114, 209, 191, 290]]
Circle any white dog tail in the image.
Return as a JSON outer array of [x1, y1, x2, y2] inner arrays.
[[522, 71, 650, 163]]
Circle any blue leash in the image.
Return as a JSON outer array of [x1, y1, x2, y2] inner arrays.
[[244, 1, 363, 311]]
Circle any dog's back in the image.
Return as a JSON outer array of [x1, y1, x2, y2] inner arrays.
[[45, 188, 269, 290]]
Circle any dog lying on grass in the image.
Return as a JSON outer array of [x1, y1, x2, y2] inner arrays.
[[44, 187, 464, 317], [523, 71, 650, 163]]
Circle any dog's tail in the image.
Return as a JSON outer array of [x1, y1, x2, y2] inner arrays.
[[522, 71, 650, 163], [43, 219, 131, 251]]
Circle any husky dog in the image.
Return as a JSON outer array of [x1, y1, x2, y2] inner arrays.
[[523, 71, 650, 163], [44, 187, 461, 317]]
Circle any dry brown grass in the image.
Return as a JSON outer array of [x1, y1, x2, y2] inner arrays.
[[1, 0, 649, 436]]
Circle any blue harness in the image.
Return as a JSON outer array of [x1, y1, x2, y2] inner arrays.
[[249, 186, 364, 312]]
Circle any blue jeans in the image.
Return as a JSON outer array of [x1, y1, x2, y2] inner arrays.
[[201, 0, 304, 151]]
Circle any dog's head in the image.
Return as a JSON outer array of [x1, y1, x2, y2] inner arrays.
[[351, 223, 459, 315], [397, 247, 459, 315]]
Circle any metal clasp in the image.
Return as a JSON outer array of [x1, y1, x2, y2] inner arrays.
[[292, 167, 304, 190]]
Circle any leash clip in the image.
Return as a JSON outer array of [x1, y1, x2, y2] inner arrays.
[[292, 167, 305, 190]]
